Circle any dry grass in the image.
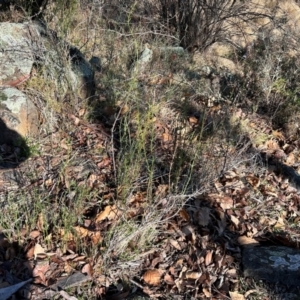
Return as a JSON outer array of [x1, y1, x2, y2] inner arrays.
[[1, 0, 300, 298]]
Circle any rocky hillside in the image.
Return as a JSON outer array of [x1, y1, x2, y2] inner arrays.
[[1, 1, 300, 299]]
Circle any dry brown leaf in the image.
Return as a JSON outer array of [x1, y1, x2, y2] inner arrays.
[[162, 132, 172, 142], [143, 269, 162, 286], [64, 262, 74, 274], [286, 153, 295, 165], [128, 192, 146, 203], [181, 225, 196, 242], [68, 113, 81, 126], [90, 231, 103, 244], [78, 108, 86, 117], [259, 216, 275, 226], [176, 259, 184, 267], [37, 213, 45, 231], [209, 104, 221, 112], [229, 291, 245, 300], [34, 243, 46, 260], [32, 262, 49, 285], [60, 138, 70, 150], [29, 230, 40, 239], [208, 194, 234, 210], [189, 116, 198, 125], [164, 273, 175, 285], [120, 104, 129, 115], [95, 205, 121, 223], [82, 263, 93, 277], [87, 174, 98, 188], [274, 149, 287, 160], [74, 116, 81, 126], [97, 157, 112, 168], [58, 229, 75, 241], [214, 181, 224, 192], [226, 269, 238, 278], [202, 288, 211, 297], [155, 184, 168, 197], [237, 236, 259, 246], [45, 178, 53, 187], [158, 75, 172, 85], [63, 253, 78, 261], [179, 209, 190, 222], [265, 139, 280, 150], [185, 271, 201, 280], [74, 226, 89, 238], [169, 239, 182, 250], [233, 108, 243, 119], [26, 246, 35, 259], [230, 215, 240, 227], [214, 254, 223, 269], [274, 217, 285, 229], [224, 170, 238, 179], [219, 196, 234, 210], [73, 255, 86, 262], [148, 77, 160, 85], [246, 175, 260, 188], [174, 278, 184, 293], [205, 251, 213, 266], [272, 130, 285, 141]]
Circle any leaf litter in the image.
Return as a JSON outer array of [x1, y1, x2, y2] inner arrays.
[[1, 97, 300, 299]]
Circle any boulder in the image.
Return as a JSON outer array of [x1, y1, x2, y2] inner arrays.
[[0, 21, 96, 141], [0, 22, 35, 87], [0, 20, 95, 98], [242, 245, 300, 287], [132, 44, 185, 74], [0, 87, 39, 141]]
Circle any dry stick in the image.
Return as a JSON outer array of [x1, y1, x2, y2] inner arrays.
[[111, 105, 123, 184], [129, 279, 144, 290], [168, 130, 180, 190]]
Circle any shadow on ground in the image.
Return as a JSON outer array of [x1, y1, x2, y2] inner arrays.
[[0, 231, 31, 299], [0, 118, 30, 169]]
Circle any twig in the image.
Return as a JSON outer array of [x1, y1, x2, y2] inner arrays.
[[111, 106, 123, 183], [129, 279, 144, 290]]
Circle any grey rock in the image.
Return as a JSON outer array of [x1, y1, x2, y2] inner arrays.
[[242, 245, 300, 287], [132, 44, 185, 74], [0, 21, 95, 100], [68, 46, 95, 99], [0, 23, 35, 87], [132, 44, 153, 74], [0, 21, 96, 141], [89, 56, 102, 72], [184, 70, 201, 81], [0, 87, 39, 139]]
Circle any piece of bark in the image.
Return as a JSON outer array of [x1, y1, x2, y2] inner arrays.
[[53, 273, 92, 290]]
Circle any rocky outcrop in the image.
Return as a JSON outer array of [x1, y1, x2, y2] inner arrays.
[[132, 44, 185, 75], [0, 87, 39, 138], [243, 245, 300, 288], [0, 21, 96, 146], [0, 23, 35, 87]]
